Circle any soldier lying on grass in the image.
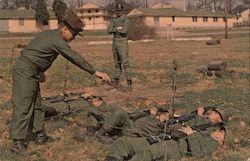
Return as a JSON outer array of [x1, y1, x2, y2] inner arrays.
[[103, 108, 231, 161], [74, 104, 170, 142], [104, 126, 233, 161]]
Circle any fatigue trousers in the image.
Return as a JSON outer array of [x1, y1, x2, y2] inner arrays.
[[142, 139, 187, 161], [108, 137, 150, 161], [112, 38, 132, 80], [10, 58, 44, 140], [102, 109, 138, 137], [108, 136, 186, 161], [85, 106, 108, 129]]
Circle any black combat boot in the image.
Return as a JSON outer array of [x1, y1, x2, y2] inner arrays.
[[114, 78, 119, 88], [95, 129, 113, 143], [104, 156, 119, 161], [35, 130, 57, 145], [10, 139, 34, 156], [127, 79, 133, 91], [73, 126, 97, 142], [95, 128, 107, 137], [87, 126, 96, 135]]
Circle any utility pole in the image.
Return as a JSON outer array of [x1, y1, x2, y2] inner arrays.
[[224, 0, 228, 39]]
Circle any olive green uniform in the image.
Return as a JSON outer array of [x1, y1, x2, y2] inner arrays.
[[107, 131, 218, 161], [101, 109, 162, 137], [85, 104, 115, 130], [142, 132, 219, 161], [10, 29, 96, 140], [108, 15, 131, 80]]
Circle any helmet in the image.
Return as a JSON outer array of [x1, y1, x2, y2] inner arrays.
[[115, 2, 124, 11], [214, 109, 229, 122]]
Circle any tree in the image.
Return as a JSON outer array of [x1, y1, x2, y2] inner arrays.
[[35, 0, 50, 26], [186, 0, 236, 13], [52, 0, 68, 23], [0, 0, 9, 9]]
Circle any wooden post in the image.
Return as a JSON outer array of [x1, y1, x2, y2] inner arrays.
[[8, 47, 15, 80], [224, 0, 228, 39], [63, 60, 69, 94]]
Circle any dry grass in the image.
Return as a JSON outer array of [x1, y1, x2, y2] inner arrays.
[[0, 31, 249, 161]]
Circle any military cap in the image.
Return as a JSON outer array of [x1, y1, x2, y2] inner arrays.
[[63, 14, 84, 36], [213, 109, 229, 122], [115, 2, 124, 11]]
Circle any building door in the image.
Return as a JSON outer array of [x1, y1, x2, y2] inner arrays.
[[0, 20, 8, 32]]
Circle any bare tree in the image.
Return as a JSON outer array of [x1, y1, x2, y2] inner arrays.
[[0, 0, 9, 9], [186, 0, 236, 12]]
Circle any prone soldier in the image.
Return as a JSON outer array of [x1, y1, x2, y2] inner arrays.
[[103, 108, 231, 161], [104, 127, 233, 161], [94, 106, 170, 141]]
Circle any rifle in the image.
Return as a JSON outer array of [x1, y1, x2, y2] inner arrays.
[[157, 102, 224, 129], [147, 122, 224, 144], [45, 108, 84, 120], [169, 59, 177, 119], [128, 110, 151, 120]]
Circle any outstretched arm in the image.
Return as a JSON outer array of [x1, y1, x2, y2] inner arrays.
[[52, 40, 110, 82]]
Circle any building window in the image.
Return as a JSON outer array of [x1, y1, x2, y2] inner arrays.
[[223, 17, 226, 22], [88, 10, 91, 13], [172, 16, 175, 22], [192, 16, 197, 22], [96, 16, 99, 18], [19, 18, 24, 26], [95, 9, 99, 13], [154, 16, 159, 22], [89, 17, 92, 21], [203, 17, 208, 22], [213, 17, 218, 22]]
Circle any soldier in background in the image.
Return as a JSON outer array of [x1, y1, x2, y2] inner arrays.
[[10, 14, 110, 155], [108, 2, 132, 90]]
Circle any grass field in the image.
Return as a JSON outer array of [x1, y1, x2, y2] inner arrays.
[[0, 30, 249, 161]]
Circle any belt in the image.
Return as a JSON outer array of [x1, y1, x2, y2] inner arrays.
[[18, 55, 38, 71], [114, 33, 127, 39]]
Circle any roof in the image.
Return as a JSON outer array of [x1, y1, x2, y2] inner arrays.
[[0, 9, 57, 19], [128, 8, 235, 18], [80, 2, 104, 9]]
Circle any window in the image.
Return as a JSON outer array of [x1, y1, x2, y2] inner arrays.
[[19, 18, 24, 26], [213, 17, 218, 22], [96, 16, 99, 18], [172, 16, 175, 22], [203, 17, 208, 22], [88, 10, 91, 13], [223, 17, 226, 22], [192, 16, 197, 22], [95, 9, 99, 13], [89, 17, 92, 21], [154, 16, 159, 22]]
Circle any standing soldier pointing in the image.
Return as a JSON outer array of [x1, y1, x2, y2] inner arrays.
[[10, 13, 110, 155], [108, 2, 132, 90]]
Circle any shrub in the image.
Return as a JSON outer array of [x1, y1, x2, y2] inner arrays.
[[128, 17, 156, 40]]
